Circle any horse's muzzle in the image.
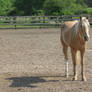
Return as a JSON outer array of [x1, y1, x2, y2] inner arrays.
[[84, 36, 88, 41]]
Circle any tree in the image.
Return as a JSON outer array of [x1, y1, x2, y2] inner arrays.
[[0, 0, 90, 16], [0, 0, 15, 15], [13, 0, 46, 15], [43, 0, 87, 15], [43, 0, 65, 15], [84, 0, 92, 7]]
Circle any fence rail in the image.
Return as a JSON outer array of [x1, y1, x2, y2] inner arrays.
[[0, 15, 92, 29]]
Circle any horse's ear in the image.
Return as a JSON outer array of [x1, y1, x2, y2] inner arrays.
[[80, 16, 82, 21], [86, 16, 89, 20]]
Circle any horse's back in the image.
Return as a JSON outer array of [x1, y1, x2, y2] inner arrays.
[[62, 20, 78, 29]]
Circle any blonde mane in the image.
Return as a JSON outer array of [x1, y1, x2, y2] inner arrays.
[[72, 20, 79, 39]]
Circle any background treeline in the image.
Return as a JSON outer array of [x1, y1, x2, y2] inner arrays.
[[0, 0, 92, 16]]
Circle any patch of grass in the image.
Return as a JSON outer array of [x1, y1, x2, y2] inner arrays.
[[0, 25, 15, 28], [0, 23, 61, 29]]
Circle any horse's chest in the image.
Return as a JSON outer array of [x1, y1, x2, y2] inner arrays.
[[71, 39, 85, 50]]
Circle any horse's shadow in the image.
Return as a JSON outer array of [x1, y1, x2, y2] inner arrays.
[[6, 75, 63, 88]]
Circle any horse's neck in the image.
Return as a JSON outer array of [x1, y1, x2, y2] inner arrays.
[[72, 23, 85, 44]]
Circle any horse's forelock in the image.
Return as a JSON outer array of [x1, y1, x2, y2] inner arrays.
[[81, 17, 90, 28]]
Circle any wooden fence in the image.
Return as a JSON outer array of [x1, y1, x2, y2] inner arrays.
[[0, 15, 92, 29]]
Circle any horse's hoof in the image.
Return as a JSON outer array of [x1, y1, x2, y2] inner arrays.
[[82, 77, 87, 81], [65, 75, 69, 78], [72, 77, 77, 81], [65, 74, 69, 78]]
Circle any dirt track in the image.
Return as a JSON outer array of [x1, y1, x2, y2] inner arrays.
[[0, 28, 92, 92]]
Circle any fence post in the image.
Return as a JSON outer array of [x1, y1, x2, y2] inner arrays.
[[70, 16, 72, 21], [56, 17, 59, 27], [43, 16, 45, 23], [13, 16, 16, 29], [38, 16, 41, 23]]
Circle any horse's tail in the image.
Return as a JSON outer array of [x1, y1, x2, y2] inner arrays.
[[76, 51, 80, 65]]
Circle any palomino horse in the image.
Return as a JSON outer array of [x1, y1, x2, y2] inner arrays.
[[60, 16, 90, 81]]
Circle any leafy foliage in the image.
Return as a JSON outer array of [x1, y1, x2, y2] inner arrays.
[[12, 0, 45, 15], [0, 0, 15, 15], [0, 0, 92, 16], [43, 0, 87, 15]]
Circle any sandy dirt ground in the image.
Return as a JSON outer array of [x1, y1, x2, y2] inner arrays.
[[0, 28, 92, 92]]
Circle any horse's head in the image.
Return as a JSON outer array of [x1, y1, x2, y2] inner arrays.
[[79, 16, 90, 41]]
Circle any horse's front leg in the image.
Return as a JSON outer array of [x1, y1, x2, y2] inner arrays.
[[80, 49, 87, 81], [71, 48, 77, 80]]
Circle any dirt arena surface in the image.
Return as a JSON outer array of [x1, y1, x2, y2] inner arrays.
[[0, 28, 92, 92]]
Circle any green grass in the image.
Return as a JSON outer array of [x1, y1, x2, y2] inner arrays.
[[0, 25, 14, 28], [0, 23, 61, 29]]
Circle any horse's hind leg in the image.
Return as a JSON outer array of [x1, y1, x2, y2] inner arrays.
[[61, 40, 68, 77]]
